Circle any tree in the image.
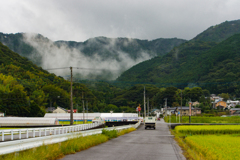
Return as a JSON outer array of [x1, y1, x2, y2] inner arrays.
[[219, 93, 230, 101]]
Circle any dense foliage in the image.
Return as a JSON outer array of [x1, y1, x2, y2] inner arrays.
[[0, 32, 186, 67], [0, 42, 96, 116], [193, 19, 240, 42], [117, 33, 240, 96]]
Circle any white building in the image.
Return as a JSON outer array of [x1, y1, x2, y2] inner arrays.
[[0, 112, 4, 117], [53, 107, 68, 113], [44, 113, 138, 120]]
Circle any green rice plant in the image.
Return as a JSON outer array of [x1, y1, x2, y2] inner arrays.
[[164, 115, 240, 123], [185, 135, 240, 160], [175, 125, 240, 135]]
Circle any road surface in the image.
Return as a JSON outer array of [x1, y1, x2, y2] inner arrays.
[[61, 119, 185, 160]]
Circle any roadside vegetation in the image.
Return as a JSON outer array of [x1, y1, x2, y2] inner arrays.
[[0, 127, 136, 160], [172, 125, 240, 160]]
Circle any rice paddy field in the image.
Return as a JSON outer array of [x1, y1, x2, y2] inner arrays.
[[185, 135, 240, 160], [164, 115, 240, 123], [175, 125, 240, 135], [174, 125, 240, 160]]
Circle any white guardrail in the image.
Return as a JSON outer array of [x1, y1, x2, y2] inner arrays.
[[0, 122, 103, 142], [0, 121, 141, 156]]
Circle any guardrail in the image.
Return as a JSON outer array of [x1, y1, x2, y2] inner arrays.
[[0, 120, 141, 156], [0, 122, 103, 142]]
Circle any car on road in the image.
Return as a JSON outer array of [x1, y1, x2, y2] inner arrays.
[[145, 117, 156, 130]]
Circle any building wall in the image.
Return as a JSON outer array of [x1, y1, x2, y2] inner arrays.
[[216, 101, 227, 108], [53, 107, 67, 113], [180, 109, 201, 116]]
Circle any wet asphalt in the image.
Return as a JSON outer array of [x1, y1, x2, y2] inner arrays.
[[60, 119, 186, 160]]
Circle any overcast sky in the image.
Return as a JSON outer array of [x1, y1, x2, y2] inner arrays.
[[1, 0, 240, 42]]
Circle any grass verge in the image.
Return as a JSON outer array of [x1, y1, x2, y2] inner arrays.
[[0, 127, 136, 160]]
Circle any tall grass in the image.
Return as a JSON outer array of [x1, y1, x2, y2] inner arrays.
[[164, 115, 240, 123], [0, 127, 136, 160], [0, 134, 108, 160], [102, 129, 118, 139]]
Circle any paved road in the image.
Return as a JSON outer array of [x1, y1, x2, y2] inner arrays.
[[61, 119, 185, 160]]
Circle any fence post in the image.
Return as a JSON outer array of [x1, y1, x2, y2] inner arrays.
[[39, 129, 41, 137], [33, 129, 35, 138], [2, 131, 4, 141], [11, 130, 14, 140], [26, 129, 29, 139], [45, 129, 47, 136], [19, 130, 21, 139]]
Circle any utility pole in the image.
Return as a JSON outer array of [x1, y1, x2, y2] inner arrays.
[[82, 91, 85, 124], [181, 90, 182, 123], [86, 100, 88, 123], [144, 86, 146, 123], [164, 98, 167, 117], [147, 97, 149, 117], [189, 99, 192, 123], [70, 67, 73, 125]]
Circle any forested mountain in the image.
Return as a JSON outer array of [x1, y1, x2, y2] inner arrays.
[[117, 33, 240, 96], [117, 19, 240, 95], [192, 19, 240, 42], [0, 42, 96, 117], [0, 33, 186, 80]]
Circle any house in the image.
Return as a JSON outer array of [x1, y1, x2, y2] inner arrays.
[[161, 107, 174, 115], [0, 112, 4, 117], [226, 100, 240, 109], [53, 107, 68, 113], [215, 101, 227, 109], [176, 107, 201, 116], [67, 109, 78, 113], [162, 107, 201, 116], [230, 108, 240, 115], [45, 107, 56, 113], [151, 109, 161, 117], [193, 101, 200, 107], [210, 94, 223, 102]]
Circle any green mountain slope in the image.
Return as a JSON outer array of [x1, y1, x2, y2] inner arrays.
[[117, 33, 240, 94], [0, 42, 95, 117], [192, 19, 240, 42], [0, 32, 186, 70]]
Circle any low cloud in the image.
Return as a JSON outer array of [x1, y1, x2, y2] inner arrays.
[[23, 33, 154, 80]]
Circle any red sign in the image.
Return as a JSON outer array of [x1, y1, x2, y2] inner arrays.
[[138, 107, 141, 111]]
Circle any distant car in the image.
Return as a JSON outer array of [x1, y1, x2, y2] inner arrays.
[[157, 118, 160, 121], [92, 117, 103, 123], [145, 117, 156, 130]]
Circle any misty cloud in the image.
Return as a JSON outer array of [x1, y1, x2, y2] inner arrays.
[[23, 33, 154, 80]]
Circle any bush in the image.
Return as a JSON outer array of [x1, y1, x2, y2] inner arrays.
[[102, 129, 118, 139]]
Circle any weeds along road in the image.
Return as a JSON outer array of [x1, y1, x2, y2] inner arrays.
[[61, 119, 185, 160]]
